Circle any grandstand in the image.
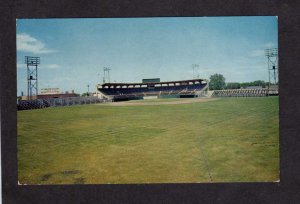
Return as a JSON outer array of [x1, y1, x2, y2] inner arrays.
[[212, 86, 278, 97], [96, 78, 208, 101]]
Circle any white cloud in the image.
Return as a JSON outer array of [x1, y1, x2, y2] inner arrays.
[[17, 33, 56, 54], [43, 64, 60, 69], [17, 63, 26, 69], [42, 77, 71, 84], [264, 42, 275, 48], [250, 50, 265, 57], [249, 42, 277, 57]]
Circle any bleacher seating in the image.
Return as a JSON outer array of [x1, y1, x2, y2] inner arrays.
[[17, 99, 50, 110], [17, 97, 111, 111], [211, 88, 278, 97]]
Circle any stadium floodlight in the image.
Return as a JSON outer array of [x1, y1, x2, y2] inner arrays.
[[25, 56, 40, 100], [265, 48, 278, 96], [265, 48, 278, 57], [192, 64, 199, 79], [103, 67, 111, 83]]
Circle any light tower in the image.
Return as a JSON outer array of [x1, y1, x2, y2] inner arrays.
[[87, 84, 90, 96], [25, 56, 40, 100], [192, 64, 200, 79], [265, 48, 278, 96], [103, 67, 111, 83]]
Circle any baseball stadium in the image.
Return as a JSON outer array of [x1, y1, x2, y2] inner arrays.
[[17, 17, 279, 184], [17, 74, 279, 184]]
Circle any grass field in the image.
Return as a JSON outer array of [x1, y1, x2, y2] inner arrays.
[[17, 97, 279, 184]]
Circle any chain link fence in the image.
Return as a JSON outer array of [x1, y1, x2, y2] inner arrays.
[[17, 96, 111, 111]]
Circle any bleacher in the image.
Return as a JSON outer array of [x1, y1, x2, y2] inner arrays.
[[17, 99, 50, 110], [17, 96, 111, 111], [212, 87, 278, 97]]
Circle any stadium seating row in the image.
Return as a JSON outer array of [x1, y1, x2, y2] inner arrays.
[[212, 88, 273, 97], [17, 97, 111, 110]]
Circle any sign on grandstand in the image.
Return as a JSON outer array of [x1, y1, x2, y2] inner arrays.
[[142, 78, 160, 83]]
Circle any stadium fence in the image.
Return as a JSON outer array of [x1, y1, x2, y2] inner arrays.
[[17, 96, 111, 111]]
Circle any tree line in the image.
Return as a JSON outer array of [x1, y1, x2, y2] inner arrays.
[[209, 73, 274, 90]]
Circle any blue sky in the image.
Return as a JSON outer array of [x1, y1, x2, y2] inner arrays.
[[17, 17, 278, 95]]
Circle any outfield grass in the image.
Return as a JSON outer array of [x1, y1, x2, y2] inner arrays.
[[126, 98, 182, 103], [17, 97, 279, 184]]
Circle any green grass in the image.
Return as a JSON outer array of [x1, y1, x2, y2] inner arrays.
[[17, 97, 279, 184], [126, 98, 182, 103]]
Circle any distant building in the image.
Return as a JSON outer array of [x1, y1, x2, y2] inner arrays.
[[40, 88, 60, 95], [37, 92, 79, 100], [245, 86, 263, 89], [21, 95, 37, 100], [21, 89, 79, 100]]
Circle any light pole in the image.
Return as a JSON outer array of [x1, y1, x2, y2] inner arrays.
[[103, 67, 111, 83], [25, 56, 40, 100], [265, 48, 278, 96], [192, 64, 199, 79]]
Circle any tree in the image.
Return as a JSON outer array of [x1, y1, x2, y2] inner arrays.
[[240, 80, 266, 88], [252, 80, 266, 88], [81, 93, 89, 97], [226, 82, 240, 89], [209, 74, 226, 90]]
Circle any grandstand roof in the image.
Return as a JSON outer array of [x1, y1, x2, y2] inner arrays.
[[99, 78, 206, 87]]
